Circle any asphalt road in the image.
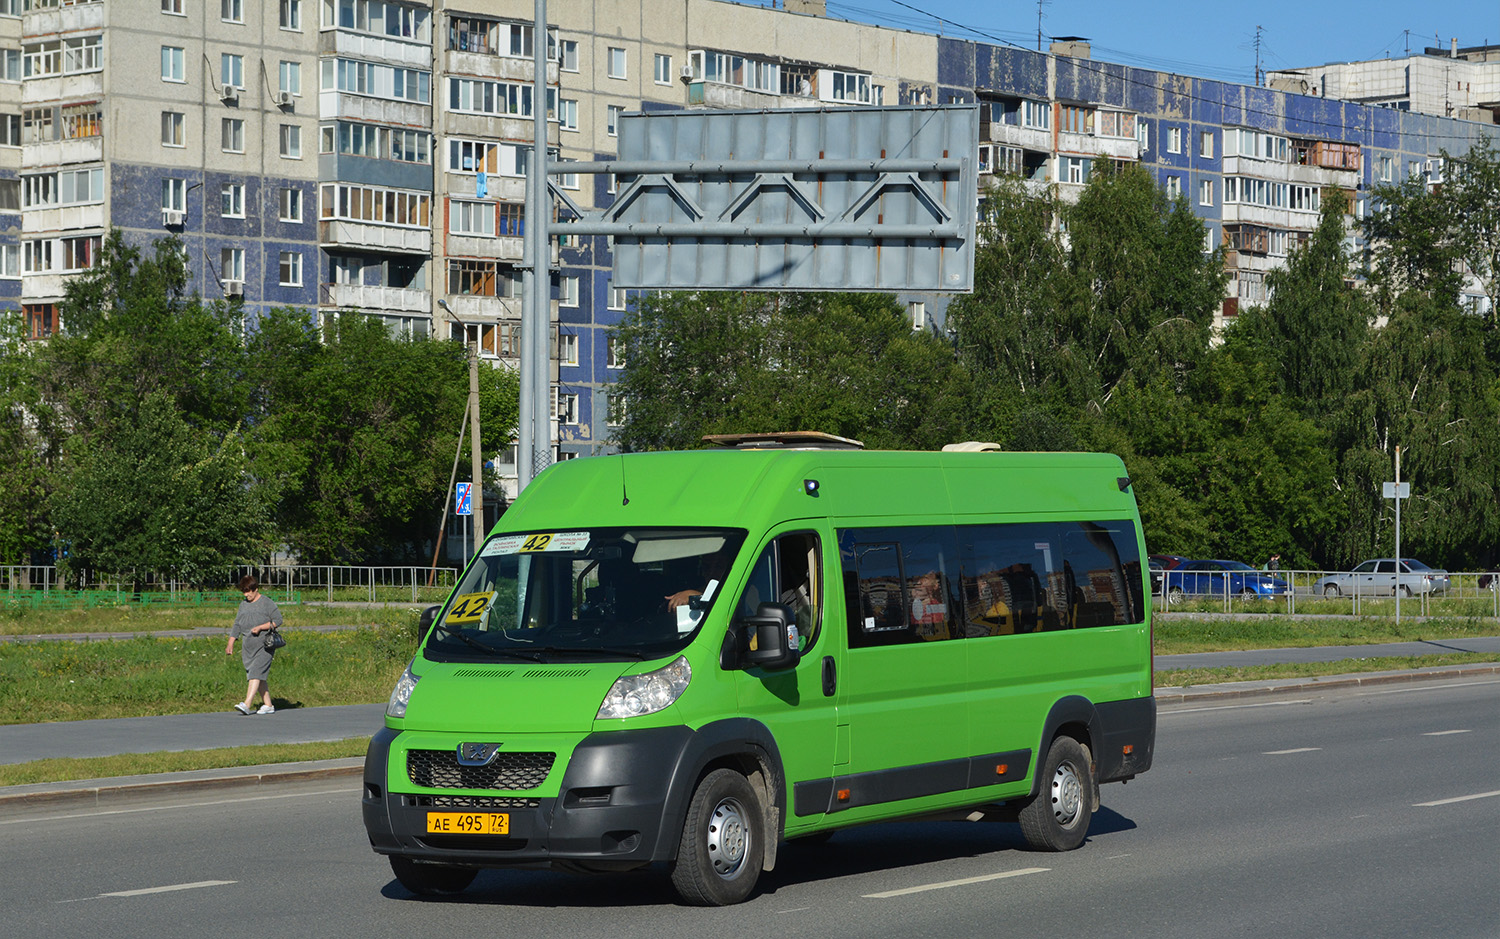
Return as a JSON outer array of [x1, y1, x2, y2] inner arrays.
[[3, 676, 1497, 939]]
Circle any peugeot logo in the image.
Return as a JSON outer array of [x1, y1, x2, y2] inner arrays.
[[456, 742, 502, 766]]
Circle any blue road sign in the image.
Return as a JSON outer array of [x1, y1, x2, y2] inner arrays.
[[456, 482, 473, 516]]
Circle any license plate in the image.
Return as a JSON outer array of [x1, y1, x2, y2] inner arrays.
[[426, 812, 509, 835]]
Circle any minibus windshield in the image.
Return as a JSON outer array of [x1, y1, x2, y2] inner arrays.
[[425, 527, 748, 662]]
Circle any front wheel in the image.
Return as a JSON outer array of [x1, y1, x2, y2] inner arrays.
[[1399, 584, 1412, 598], [388, 856, 477, 896], [1166, 586, 1185, 604], [1323, 584, 1341, 598], [670, 769, 765, 906], [1018, 736, 1095, 852]]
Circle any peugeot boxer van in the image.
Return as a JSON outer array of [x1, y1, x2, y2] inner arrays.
[[362, 436, 1155, 905]]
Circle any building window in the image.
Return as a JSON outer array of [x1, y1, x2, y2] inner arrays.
[[0, 115, 15, 147], [1199, 131, 1214, 159], [607, 334, 625, 369], [497, 203, 524, 236], [908, 301, 926, 330], [220, 182, 244, 218], [162, 0, 183, 13], [0, 244, 17, 279], [279, 124, 302, 159], [559, 332, 577, 366], [62, 36, 102, 75], [324, 58, 432, 103], [607, 105, 622, 137], [320, 182, 431, 228], [1199, 179, 1214, 206], [1379, 156, 1393, 182], [161, 46, 184, 82], [1167, 127, 1181, 154], [608, 285, 627, 311], [559, 39, 578, 72], [279, 0, 300, 30], [1062, 156, 1089, 184], [450, 200, 495, 236], [1166, 175, 1181, 198], [447, 259, 519, 298], [608, 46, 626, 80], [279, 61, 301, 95], [328, 0, 431, 40], [558, 98, 577, 131], [1021, 99, 1049, 129], [222, 118, 244, 153], [221, 0, 242, 23], [555, 390, 579, 424], [446, 77, 530, 116], [221, 53, 243, 90], [606, 394, 627, 427], [279, 187, 302, 222], [279, 251, 302, 286], [161, 111, 184, 147], [1135, 120, 1149, 151], [162, 178, 186, 212], [654, 53, 672, 85], [559, 275, 578, 307], [2, 50, 18, 82], [221, 247, 244, 282]]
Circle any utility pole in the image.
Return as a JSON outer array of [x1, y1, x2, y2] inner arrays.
[[1253, 25, 1264, 86], [437, 299, 485, 555], [520, 0, 553, 492]]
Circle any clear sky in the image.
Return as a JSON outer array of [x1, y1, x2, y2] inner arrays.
[[805, 0, 1500, 86]]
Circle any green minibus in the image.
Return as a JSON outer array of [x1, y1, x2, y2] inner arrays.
[[362, 437, 1156, 905]]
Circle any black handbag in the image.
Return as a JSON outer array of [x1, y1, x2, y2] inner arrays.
[[262, 628, 286, 651]]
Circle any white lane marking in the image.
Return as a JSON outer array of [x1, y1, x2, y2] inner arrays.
[[101, 880, 237, 898], [863, 867, 1048, 898], [776, 908, 811, 914], [1414, 790, 1500, 808], [1422, 729, 1472, 736], [1162, 699, 1312, 715], [1264, 747, 1321, 755], [1357, 679, 1500, 697], [0, 786, 359, 826]]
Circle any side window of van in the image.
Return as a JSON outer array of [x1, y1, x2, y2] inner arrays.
[[839, 526, 959, 648], [958, 520, 1143, 634], [734, 531, 822, 651]]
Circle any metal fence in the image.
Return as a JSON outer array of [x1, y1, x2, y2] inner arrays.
[[1154, 568, 1500, 617], [2, 565, 459, 606]]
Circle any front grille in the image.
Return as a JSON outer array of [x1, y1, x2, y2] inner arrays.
[[410, 794, 542, 809], [406, 749, 556, 791]]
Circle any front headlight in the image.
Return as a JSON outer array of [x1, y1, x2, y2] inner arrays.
[[597, 655, 691, 720], [386, 663, 419, 719]]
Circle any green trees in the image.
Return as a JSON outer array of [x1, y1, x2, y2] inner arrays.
[[7, 231, 519, 578]]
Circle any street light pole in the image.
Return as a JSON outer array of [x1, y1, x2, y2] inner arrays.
[[521, 0, 553, 491], [437, 299, 485, 556]]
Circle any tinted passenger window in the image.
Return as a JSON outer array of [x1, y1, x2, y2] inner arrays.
[[840, 526, 958, 648]]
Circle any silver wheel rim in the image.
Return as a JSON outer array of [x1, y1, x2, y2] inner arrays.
[[1050, 760, 1084, 829], [706, 796, 750, 878]]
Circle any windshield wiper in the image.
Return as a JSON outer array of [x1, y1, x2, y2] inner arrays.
[[434, 625, 548, 661]]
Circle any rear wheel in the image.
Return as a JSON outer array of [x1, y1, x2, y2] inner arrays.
[[1018, 736, 1094, 852], [1399, 584, 1412, 598], [1166, 586, 1185, 604], [1323, 584, 1341, 598], [670, 769, 765, 906], [388, 856, 476, 896]]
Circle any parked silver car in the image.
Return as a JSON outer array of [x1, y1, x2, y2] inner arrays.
[[1312, 558, 1450, 597]]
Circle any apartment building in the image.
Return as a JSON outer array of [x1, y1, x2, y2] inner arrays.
[[1268, 42, 1500, 124], [4, 0, 1496, 484]]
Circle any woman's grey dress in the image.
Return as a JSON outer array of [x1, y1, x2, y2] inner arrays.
[[231, 595, 284, 681]]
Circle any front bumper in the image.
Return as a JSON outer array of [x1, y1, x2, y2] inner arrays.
[[362, 724, 697, 870]]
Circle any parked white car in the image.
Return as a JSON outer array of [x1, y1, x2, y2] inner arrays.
[[1312, 559, 1450, 597]]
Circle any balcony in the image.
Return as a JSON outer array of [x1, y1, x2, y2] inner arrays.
[[319, 219, 430, 253], [442, 295, 523, 319], [444, 51, 555, 85], [983, 122, 1052, 152], [25, 2, 105, 36], [21, 271, 73, 300], [24, 202, 104, 233], [318, 91, 430, 128], [686, 81, 779, 110], [1057, 130, 1139, 161], [446, 233, 524, 261], [22, 136, 101, 169], [23, 72, 103, 107], [320, 29, 431, 69], [320, 283, 431, 313]]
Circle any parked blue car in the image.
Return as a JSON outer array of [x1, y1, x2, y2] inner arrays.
[[1163, 560, 1289, 602]]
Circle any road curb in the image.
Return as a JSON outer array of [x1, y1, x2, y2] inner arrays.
[[0, 758, 364, 813], [1154, 662, 1500, 704]]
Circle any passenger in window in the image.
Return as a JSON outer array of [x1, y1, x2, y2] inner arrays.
[[909, 570, 949, 639]]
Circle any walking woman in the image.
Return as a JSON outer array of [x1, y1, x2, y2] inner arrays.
[[226, 574, 283, 715]]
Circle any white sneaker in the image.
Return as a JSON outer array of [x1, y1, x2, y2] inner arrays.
[[234, 702, 253, 715], [257, 704, 275, 715]]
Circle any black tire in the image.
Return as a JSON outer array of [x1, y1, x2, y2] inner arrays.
[[388, 856, 477, 896], [670, 768, 765, 906], [1399, 585, 1412, 598], [1018, 736, 1094, 852], [1323, 584, 1341, 598]]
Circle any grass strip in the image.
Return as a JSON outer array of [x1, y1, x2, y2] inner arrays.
[[0, 737, 371, 788], [0, 603, 422, 637], [1154, 651, 1500, 687], [0, 625, 419, 724], [1152, 614, 1500, 655]]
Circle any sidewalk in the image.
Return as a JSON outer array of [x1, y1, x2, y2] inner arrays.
[[2, 642, 1498, 811]]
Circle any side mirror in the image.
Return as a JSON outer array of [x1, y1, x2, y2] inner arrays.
[[740, 603, 800, 671], [418, 605, 440, 642]]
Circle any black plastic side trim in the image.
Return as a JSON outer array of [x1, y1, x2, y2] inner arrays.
[[1093, 695, 1156, 782], [794, 749, 1030, 816]]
